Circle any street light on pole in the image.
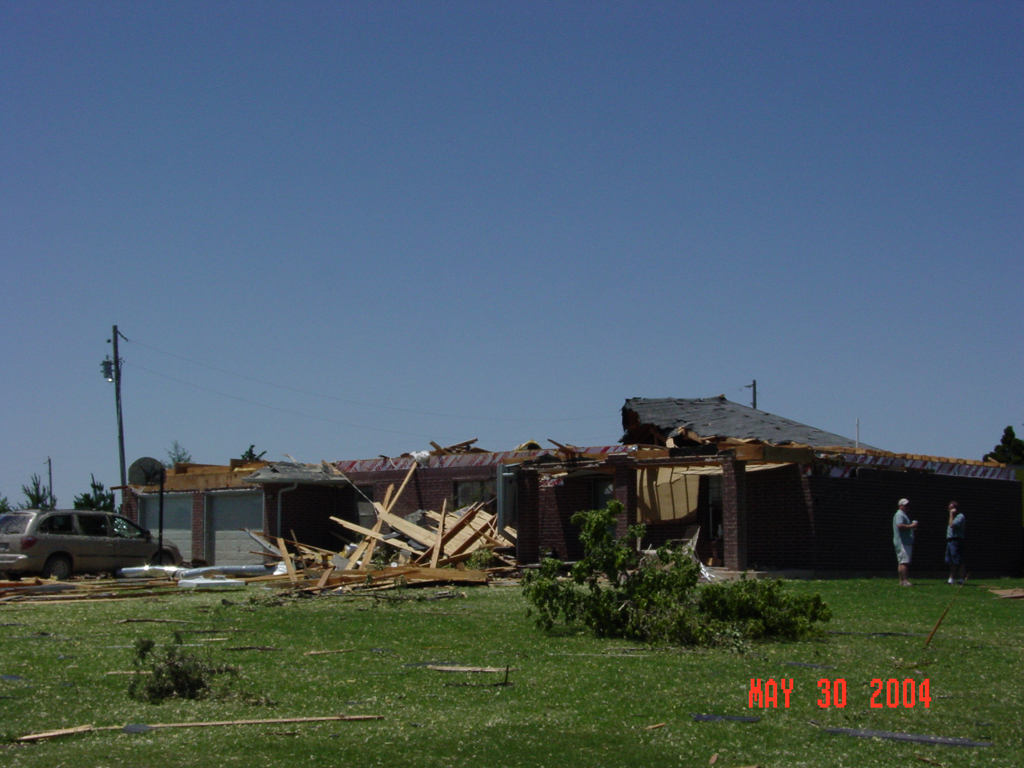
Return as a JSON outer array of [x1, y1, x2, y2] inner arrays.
[[103, 325, 127, 504]]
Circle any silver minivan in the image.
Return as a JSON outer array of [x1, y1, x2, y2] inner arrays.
[[0, 509, 183, 579]]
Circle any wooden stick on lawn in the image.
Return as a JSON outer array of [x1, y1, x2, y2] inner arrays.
[[924, 574, 969, 647]]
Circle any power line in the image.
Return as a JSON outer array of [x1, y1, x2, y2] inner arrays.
[[123, 336, 607, 424], [125, 362, 444, 440], [126, 361, 613, 445]]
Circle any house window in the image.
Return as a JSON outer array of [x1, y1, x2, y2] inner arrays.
[[592, 477, 614, 510], [355, 486, 376, 529], [454, 480, 496, 509]]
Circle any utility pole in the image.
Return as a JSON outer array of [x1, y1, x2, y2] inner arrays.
[[46, 457, 53, 505], [103, 326, 127, 497], [745, 379, 757, 410]]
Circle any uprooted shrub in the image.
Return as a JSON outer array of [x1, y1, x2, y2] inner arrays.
[[128, 634, 239, 703], [522, 501, 830, 646]]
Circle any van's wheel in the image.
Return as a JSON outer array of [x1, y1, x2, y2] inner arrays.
[[42, 554, 73, 580]]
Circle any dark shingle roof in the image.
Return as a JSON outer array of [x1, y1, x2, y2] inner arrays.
[[621, 396, 873, 450]]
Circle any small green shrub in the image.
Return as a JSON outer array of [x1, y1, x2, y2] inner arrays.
[[128, 634, 237, 703], [697, 576, 832, 641], [466, 548, 499, 570], [522, 502, 830, 646]]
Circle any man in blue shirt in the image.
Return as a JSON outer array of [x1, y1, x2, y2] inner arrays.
[[893, 498, 918, 586], [945, 501, 966, 585]]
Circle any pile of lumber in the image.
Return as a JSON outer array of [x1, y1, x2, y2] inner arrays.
[[324, 462, 516, 571], [0, 464, 519, 603], [331, 501, 515, 570], [0, 576, 183, 604], [236, 463, 516, 593]]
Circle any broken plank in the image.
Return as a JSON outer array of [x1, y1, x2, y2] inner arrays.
[[429, 499, 448, 569], [17, 724, 95, 742], [413, 503, 482, 564], [277, 537, 298, 583], [330, 517, 419, 554], [18, 716, 384, 743], [374, 505, 437, 548], [385, 464, 417, 513], [314, 567, 335, 590], [357, 519, 384, 571]]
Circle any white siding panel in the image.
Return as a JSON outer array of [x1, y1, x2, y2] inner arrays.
[[139, 494, 193, 562], [206, 492, 264, 566]]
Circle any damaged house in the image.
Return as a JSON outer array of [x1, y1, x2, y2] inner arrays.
[[122, 398, 1022, 577], [595, 396, 1021, 575]]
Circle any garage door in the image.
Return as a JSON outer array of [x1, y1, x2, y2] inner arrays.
[[205, 492, 264, 566], [138, 494, 193, 562]]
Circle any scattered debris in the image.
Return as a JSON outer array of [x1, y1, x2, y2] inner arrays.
[[179, 576, 247, 590], [925, 577, 968, 647], [0, 468, 519, 604], [115, 618, 191, 625], [988, 588, 1024, 600], [18, 715, 384, 742], [825, 727, 991, 747], [691, 714, 761, 723], [304, 648, 357, 656]]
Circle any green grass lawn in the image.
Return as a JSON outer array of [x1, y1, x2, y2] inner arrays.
[[1, 577, 1022, 768]]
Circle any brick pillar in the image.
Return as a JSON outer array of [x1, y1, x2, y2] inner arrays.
[[613, 463, 636, 538], [192, 491, 206, 565], [722, 459, 748, 571]]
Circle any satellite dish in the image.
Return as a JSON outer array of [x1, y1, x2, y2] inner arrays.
[[128, 457, 166, 486]]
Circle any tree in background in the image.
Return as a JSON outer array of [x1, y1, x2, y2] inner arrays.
[[984, 425, 1024, 465], [164, 440, 192, 468], [0, 496, 12, 514], [73, 474, 116, 511], [240, 445, 267, 462], [19, 474, 57, 510]]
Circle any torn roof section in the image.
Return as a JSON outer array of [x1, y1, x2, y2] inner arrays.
[[621, 396, 875, 451], [244, 461, 352, 485]]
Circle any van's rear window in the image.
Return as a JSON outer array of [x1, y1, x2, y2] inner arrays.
[[0, 514, 31, 534]]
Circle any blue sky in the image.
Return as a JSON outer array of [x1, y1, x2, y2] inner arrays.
[[2, 1, 1021, 507]]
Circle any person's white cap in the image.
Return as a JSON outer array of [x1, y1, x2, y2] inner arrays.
[[899, 498, 910, 506]]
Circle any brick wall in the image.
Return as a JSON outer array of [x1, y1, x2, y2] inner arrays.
[[343, 466, 498, 519], [121, 492, 139, 522], [537, 478, 592, 561], [722, 460, 748, 570], [808, 469, 1022, 576], [613, 465, 636, 539], [746, 465, 815, 570]]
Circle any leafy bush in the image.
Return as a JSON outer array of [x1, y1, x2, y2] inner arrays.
[[697, 576, 832, 641], [128, 635, 237, 703], [522, 502, 830, 646], [466, 548, 500, 570]]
